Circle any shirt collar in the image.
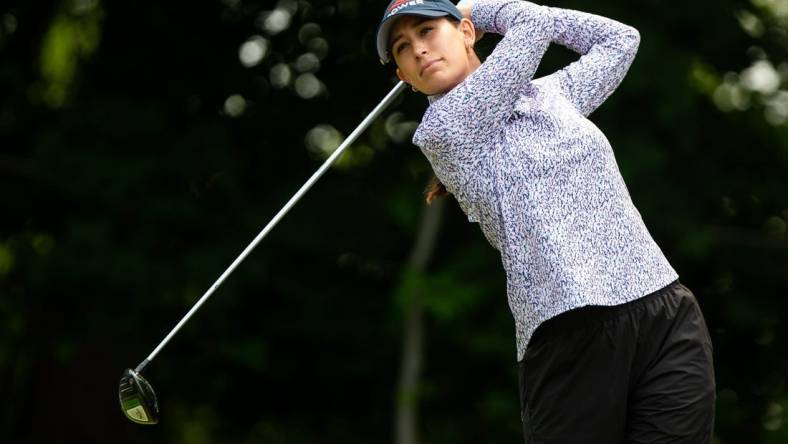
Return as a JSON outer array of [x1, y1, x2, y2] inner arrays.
[[427, 91, 446, 104]]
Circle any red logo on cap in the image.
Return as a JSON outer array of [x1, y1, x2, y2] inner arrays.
[[386, 0, 410, 14]]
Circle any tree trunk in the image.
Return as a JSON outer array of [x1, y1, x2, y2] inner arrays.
[[394, 197, 446, 444]]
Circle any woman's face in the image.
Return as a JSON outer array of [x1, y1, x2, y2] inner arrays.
[[390, 15, 477, 96]]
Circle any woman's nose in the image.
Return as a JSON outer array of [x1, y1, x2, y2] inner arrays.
[[412, 39, 428, 56]]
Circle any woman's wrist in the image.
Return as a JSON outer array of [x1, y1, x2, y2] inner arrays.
[[457, 0, 472, 20]]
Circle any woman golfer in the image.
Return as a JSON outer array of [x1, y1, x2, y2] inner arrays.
[[375, 0, 716, 442]]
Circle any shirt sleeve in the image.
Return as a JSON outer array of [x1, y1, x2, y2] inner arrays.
[[546, 5, 641, 117], [413, 0, 642, 152], [413, 0, 554, 150]]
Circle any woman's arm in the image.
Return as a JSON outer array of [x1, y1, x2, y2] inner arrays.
[[414, 0, 641, 151], [546, 6, 640, 117], [414, 0, 553, 149]]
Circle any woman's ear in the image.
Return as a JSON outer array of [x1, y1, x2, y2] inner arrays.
[[396, 67, 418, 92], [396, 67, 409, 84], [459, 18, 481, 46]]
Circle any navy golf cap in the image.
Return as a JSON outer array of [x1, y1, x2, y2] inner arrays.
[[376, 0, 463, 65]]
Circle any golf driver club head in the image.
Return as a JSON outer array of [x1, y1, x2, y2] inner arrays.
[[119, 367, 159, 424]]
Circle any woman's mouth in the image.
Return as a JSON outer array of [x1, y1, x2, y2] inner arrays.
[[421, 59, 442, 76]]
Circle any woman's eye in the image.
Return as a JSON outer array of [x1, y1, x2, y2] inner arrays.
[[395, 27, 432, 54]]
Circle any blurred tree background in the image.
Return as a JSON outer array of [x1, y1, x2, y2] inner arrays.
[[1, 0, 786, 442]]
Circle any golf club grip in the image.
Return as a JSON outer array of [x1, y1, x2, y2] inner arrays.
[[140, 80, 409, 367]]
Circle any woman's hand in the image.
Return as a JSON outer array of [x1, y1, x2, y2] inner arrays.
[[457, 1, 485, 43]]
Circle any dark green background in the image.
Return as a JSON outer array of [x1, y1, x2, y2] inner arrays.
[[1, 0, 786, 442]]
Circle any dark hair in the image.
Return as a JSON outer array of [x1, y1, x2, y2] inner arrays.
[[425, 173, 449, 204]]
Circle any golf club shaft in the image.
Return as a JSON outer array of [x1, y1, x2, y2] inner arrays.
[[139, 80, 409, 369]]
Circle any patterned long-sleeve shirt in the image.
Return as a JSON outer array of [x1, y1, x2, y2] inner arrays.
[[412, 0, 679, 362]]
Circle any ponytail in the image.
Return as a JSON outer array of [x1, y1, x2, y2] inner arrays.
[[424, 173, 449, 204]]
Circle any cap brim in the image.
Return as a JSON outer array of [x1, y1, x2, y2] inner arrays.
[[376, 9, 456, 64]]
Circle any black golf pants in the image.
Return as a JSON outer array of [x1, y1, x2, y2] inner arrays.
[[517, 279, 716, 443]]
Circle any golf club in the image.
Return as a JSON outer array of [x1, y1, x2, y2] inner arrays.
[[119, 80, 408, 424]]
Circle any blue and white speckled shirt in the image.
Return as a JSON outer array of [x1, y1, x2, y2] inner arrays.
[[411, 0, 679, 362]]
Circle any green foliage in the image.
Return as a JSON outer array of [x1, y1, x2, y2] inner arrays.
[[394, 264, 484, 323], [0, 0, 786, 442], [37, 1, 103, 107]]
